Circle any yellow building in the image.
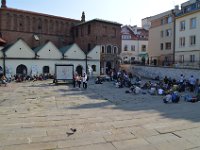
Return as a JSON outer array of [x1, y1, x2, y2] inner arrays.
[[175, 0, 200, 69]]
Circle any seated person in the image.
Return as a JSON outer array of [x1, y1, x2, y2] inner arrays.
[[0, 75, 7, 86], [95, 76, 102, 84], [149, 87, 156, 95]]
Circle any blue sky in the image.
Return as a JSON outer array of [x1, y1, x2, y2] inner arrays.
[[8, 0, 187, 26]]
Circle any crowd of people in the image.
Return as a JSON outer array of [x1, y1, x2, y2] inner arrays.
[[95, 70, 200, 104], [0, 73, 55, 86], [73, 72, 88, 89]]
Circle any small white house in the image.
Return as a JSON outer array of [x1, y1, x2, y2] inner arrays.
[[87, 45, 101, 76], [0, 39, 101, 77], [60, 43, 86, 76]]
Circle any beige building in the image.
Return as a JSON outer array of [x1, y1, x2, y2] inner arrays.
[[175, 0, 200, 68], [148, 6, 180, 66]]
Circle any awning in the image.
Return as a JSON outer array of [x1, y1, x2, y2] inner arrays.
[[138, 52, 148, 58]]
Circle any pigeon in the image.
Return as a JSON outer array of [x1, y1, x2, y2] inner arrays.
[[70, 128, 77, 133], [66, 128, 77, 137]]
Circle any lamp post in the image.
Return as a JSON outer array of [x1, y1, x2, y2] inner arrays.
[[3, 51, 6, 75]]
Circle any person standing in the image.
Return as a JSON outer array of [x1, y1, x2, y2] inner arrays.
[[82, 73, 88, 89], [189, 75, 195, 92], [77, 75, 81, 88]]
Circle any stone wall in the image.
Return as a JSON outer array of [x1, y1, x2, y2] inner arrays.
[[132, 65, 200, 80]]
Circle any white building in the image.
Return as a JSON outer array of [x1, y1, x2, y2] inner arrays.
[[121, 25, 148, 64], [0, 38, 100, 78], [175, 0, 200, 68]]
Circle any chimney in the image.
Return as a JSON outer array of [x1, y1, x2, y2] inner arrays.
[[1, 0, 6, 8], [81, 11, 85, 22], [175, 5, 179, 10]]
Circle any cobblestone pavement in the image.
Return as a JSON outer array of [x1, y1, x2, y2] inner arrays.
[[0, 80, 200, 150]]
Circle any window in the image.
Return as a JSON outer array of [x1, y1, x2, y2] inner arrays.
[[88, 43, 91, 51], [124, 45, 128, 51], [102, 46, 105, 53], [190, 18, 196, 29], [166, 29, 172, 37], [107, 45, 112, 54], [43, 66, 50, 74], [112, 28, 116, 37], [160, 43, 164, 50], [167, 16, 172, 23], [179, 55, 184, 63], [131, 45, 135, 51], [141, 45, 146, 52], [165, 42, 171, 50], [160, 30, 164, 37], [179, 37, 185, 47], [76, 28, 79, 37], [190, 55, 195, 62], [81, 27, 83, 36], [113, 47, 118, 54], [87, 24, 91, 35], [180, 21, 185, 31], [122, 35, 131, 40], [161, 18, 165, 25], [92, 65, 96, 72], [190, 35, 196, 46]]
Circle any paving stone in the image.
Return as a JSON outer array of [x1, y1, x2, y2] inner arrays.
[[112, 138, 149, 149], [56, 143, 117, 150], [2, 142, 58, 150], [57, 137, 106, 148]]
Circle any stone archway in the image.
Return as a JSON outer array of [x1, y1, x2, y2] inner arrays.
[[76, 65, 83, 76], [16, 64, 27, 75]]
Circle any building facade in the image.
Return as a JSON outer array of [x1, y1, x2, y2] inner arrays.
[[0, 1, 121, 75], [74, 18, 122, 74], [121, 25, 148, 64], [148, 6, 180, 66], [175, 0, 200, 68]]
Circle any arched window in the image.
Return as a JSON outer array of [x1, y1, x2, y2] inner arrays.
[[32, 17, 36, 31], [101, 46, 105, 53], [92, 65, 96, 72], [107, 45, 112, 54], [13, 14, 18, 30], [113, 46, 118, 54], [44, 19, 48, 33], [16, 64, 27, 75], [38, 18, 42, 32], [43, 66, 49, 74], [19, 15, 24, 31], [76, 65, 83, 76], [26, 16, 30, 32], [6, 13, 11, 30]]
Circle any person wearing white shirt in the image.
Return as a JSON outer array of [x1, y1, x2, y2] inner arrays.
[[82, 73, 88, 89]]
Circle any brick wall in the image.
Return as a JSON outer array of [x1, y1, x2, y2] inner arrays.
[[0, 8, 80, 47]]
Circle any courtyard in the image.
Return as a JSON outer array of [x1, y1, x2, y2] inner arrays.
[[0, 79, 200, 150]]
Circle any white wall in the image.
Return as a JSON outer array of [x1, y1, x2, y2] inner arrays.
[[64, 44, 85, 59], [37, 42, 62, 59], [6, 39, 35, 58], [5, 59, 90, 76], [87, 45, 101, 76]]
